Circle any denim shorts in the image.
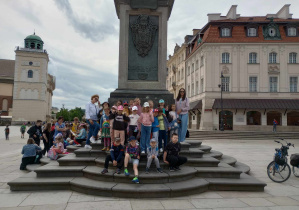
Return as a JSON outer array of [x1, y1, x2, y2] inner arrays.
[[128, 156, 139, 165]]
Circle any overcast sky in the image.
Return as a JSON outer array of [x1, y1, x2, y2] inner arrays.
[[0, 0, 298, 110]]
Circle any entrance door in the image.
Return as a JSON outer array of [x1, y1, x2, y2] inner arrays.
[[219, 111, 233, 130]]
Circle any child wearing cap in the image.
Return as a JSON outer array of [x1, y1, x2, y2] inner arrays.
[[101, 137, 124, 175], [138, 102, 154, 154], [152, 109, 160, 141], [123, 101, 131, 116], [158, 108, 170, 152], [124, 136, 140, 184], [109, 105, 130, 146], [100, 107, 111, 151], [129, 106, 140, 139], [146, 139, 163, 173]]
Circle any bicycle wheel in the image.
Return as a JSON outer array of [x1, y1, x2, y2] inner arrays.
[[267, 161, 291, 183], [293, 165, 299, 177]]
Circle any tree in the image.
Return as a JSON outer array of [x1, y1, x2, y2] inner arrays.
[[56, 108, 70, 121], [69, 107, 85, 121]]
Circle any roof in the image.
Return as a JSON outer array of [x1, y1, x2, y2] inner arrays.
[[213, 99, 299, 110], [0, 59, 15, 78], [211, 16, 299, 23], [189, 100, 202, 110], [25, 34, 43, 42]]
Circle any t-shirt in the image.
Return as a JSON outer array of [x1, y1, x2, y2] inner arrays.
[[53, 122, 65, 140], [5, 127, 9, 134], [165, 141, 181, 157], [169, 111, 177, 121], [129, 114, 140, 126], [57, 142, 64, 153], [126, 144, 140, 159], [21, 125, 26, 132], [43, 130, 50, 141], [152, 117, 159, 132], [72, 123, 78, 133], [158, 115, 165, 130]]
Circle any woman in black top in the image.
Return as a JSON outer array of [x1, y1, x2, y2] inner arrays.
[[42, 123, 51, 155]]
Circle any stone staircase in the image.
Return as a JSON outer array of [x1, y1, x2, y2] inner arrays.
[[8, 140, 266, 198]]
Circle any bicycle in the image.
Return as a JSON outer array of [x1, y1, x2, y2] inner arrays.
[[267, 138, 294, 183]]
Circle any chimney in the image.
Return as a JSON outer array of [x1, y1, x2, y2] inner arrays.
[[226, 5, 238, 20], [207, 13, 221, 22], [276, 4, 292, 19], [192, 29, 200, 36]]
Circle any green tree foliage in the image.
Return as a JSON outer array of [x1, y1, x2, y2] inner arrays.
[[56, 107, 85, 121]]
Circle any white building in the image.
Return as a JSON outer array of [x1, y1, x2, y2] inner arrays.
[[184, 4, 299, 131]]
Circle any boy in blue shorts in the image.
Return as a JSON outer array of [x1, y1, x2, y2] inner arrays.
[[124, 136, 140, 184]]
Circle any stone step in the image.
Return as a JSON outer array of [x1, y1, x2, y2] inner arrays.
[[34, 165, 86, 177], [234, 162, 251, 174], [66, 145, 81, 153], [206, 173, 267, 192], [185, 140, 202, 147], [58, 154, 96, 166], [194, 164, 242, 179], [74, 148, 108, 157], [220, 155, 237, 166], [83, 166, 198, 184], [203, 150, 223, 160], [26, 164, 41, 172], [197, 145, 212, 153]]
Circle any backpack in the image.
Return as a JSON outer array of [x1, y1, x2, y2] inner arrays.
[[290, 153, 299, 166], [47, 149, 58, 160], [21, 126, 25, 132]]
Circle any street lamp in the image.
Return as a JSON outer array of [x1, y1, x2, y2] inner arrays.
[[218, 72, 225, 131]]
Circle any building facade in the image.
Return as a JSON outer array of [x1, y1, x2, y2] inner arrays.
[[0, 33, 55, 124], [183, 4, 299, 131]]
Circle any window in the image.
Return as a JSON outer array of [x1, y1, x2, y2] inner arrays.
[[191, 63, 194, 73], [269, 77, 278, 92], [188, 85, 191, 97], [28, 70, 33, 78], [188, 66, 190, 75], [249, 53, 257, 64], [222, 28, 231, 37], [195, 60, 199, 70], [249, 77, 257, 92], [289, 53, 297, 64], [178, 71, 180, 81], [221, 77, 230, 92], [191, 83, 194, 96], [222, 53, 230, 63], [2, 99, 8, 111], [196, 81, 199, 95], [248, 28, 257, 36], [290, 77, 298, 92], [166, 80, 168, 88], [200, 56, 204, 66], [201, 78, 204, 93], [30, 42, 35, 49], [181, 68, 184, 79], [288, 27, 297, 36], [269, 52, 277, 64]]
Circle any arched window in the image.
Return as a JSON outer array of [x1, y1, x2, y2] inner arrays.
[[247, 111, 261, 125], [2, 99, 8, 111], [37, 44, 41, 49], [289, 52, 297, 64], [249, 53, 257, 64], [267, 111, 281, 125], [30, 42, 35, 49], [222, 53, 230, 63], [28, 70, 33, 78], [269, 52, 277, 64]]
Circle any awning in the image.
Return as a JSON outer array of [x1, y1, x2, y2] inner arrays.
[[189, 100, 202, 110], [213, 99, 299, 110]]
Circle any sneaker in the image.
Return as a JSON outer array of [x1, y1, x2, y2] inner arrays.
[[75, 144, 81, 147], [90, 136, 96, 143], [132, 177, 139, 184], [159, 148, 163, 153], [141, 151, 145, 154], [174, 166, 181, 171], [169, 167, 175, 172], [145, 167, 149, 174], [116, 168, 121, 174], [157, 168, 163, 173], [106, 147, 110, 151], [101, 168, 108, 174], [84, 145, 92, 149], [124, 168, 130, 176], [101, 147, 107, 151]]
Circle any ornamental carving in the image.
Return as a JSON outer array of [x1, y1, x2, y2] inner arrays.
[[222, 65, 230, 74], [268, 65, 280, 74], [130, 15, 158, 57]]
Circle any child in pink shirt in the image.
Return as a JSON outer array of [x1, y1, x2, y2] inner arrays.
[[138, 102, 154, 153]]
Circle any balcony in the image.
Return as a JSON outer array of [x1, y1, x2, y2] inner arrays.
[[15, 46, 47, 54]]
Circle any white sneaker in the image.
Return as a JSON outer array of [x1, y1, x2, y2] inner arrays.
[[75, 144, 81, 147], [90, 136, 96, 143], [159, 148, 163, 153], [84, 145, 92, 149], [141, 151, 145, 154]]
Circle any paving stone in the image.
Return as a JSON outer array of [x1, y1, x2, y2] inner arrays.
[[213, 207, 270, 210], [68, 193, 95, 202], [217, 191, 272, 198], [238, 197, 276, 207], [190, 198, 249, 209], [65, 201, 132, 210], [265, 183, 299, 196], [131, 200, 164, 210], [0, 193, 30, 207], [290, 195, 299, 201], [190, 191, 223, 199], [265, 196, 299, 206], [161, 200, 195, 209], [0, 207, 33, 210], [19, 191, 72, 206], [32, 203, 67, 210], [268, 206, 299, 210]]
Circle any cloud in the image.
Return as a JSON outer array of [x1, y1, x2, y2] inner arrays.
[[53, 0, 116, 42]]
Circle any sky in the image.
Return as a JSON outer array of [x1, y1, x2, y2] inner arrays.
[[0, 0, 299, 110]]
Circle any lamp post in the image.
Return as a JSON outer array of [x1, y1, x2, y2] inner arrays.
[[218, 72, 225, 131]]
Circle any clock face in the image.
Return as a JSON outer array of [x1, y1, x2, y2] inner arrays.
[[269, 28, 276, 37]]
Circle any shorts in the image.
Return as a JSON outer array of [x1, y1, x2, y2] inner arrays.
[[128, 156, 139, 165]]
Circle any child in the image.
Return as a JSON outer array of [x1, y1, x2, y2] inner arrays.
[[123, 101, 131, 116], [110, 106, 117, 146], [4, 124, 9, 140], [152, 109, 160, 141], [128, 106, 140, 139], [100, 107, 111, 151], [146, 139, 163, 173], [138, 102, 154, 153], [74, 124, 87, 146], [169, 104, 179, 137], [50, 133, 65, 156], [101, 137, 124, 174], [124, 136, 140, 184], [148, 100, 154, 113], [72, 117, 79, 134], [163, 133, 187, 172], [109, 105, 130, 146], [20, 123, 26, 139], [158, 108, 170, 152], [20, 138, 42, 170]]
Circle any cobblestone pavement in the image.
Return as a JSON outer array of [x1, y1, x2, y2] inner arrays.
[[0, 126, 299, 209]]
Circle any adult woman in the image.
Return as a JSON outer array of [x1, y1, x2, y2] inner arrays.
[[175, 88, 189, 142], [42, 123, 52, 155], [85, 94, 101, 149], [20, 138, 42, 170]]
